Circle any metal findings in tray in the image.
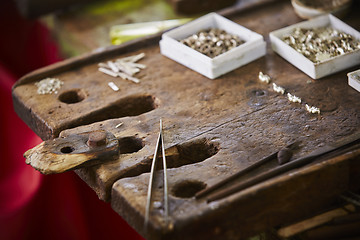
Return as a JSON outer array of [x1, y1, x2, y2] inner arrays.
[[160, 12, 266, 79], [270, 14, 360, 79], [282, 27, 360, 63], [180, 28, 245, 58]]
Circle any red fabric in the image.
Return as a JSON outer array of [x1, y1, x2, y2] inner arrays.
[[0, 1, 143, 239]]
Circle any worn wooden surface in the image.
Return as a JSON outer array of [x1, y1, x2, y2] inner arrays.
[[12, 0, 360, 239], [24, 130, 119, 174]]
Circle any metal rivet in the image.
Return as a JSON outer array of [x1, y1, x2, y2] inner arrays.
[[87, 131, 107, 148]]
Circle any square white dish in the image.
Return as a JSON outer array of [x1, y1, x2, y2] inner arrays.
[[347, 69, 360, 92], [269, 14, 360, 79], [159, 12, 266, 79]]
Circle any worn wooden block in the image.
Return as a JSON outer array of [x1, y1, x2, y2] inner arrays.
[[12, 1, 360, 239], [112, 147, 357, 240]]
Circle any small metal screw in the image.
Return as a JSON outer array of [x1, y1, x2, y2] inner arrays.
[[87, 131, 107, 148]]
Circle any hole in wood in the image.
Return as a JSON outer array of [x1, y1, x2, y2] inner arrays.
[[168, 138, 220, 168], [60, 146, 74, 153], [53, 94, 159, 138], [251, 89, 266, 96], [120, 138, 220, 179], [171, 180, 207, 198], [118, 136, 144, 154], [58, 89, 86, 104], [73, 94, 158, 126]]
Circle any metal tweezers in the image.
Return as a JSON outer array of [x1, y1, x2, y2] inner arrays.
[[145, 119, 168, 227]]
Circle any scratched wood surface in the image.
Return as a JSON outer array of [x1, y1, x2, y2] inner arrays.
[[12, 1, 360, 239]]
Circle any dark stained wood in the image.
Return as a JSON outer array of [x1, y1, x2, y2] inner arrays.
[[12, 0, 360, 239]]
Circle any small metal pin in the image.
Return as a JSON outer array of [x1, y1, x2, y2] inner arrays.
[[118, 72, 140, 84], [114, 61, 134, 76], [108, 81, 119, 91], [98, 67, 118, 78], [107, 61, 120, 73], [98, 53, 146, 83]]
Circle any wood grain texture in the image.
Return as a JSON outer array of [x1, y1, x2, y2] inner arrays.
[[12, 0, 360, 239]]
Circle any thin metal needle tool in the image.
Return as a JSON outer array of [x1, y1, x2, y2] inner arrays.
[[160, 119, 169, 222], [145, 119, 169, 228]]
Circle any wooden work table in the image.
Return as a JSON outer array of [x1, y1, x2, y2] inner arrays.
[[13, 0, 360, 239]]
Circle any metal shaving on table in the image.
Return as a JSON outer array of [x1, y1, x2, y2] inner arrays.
[[258, 71, 320, 114], [282, 27, 360, 63], [35, 78, 64, 94], [287, 93, 302, 103], [272, 83, 285, 94], [305, 104, 320, 114], [299, 97, 320, 114], [98, 53, 146, 83], [180, 28, 245, 58], [258, 71, 271, 84]]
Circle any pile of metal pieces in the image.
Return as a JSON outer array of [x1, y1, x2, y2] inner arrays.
[[98, 53, 146, 84], [180, 28, 245, 58], [35, 78, 64, 94], [282, 27, 360, 63]]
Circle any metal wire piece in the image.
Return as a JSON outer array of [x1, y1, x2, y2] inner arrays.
[[145, 119, 169, 228], [98, 53, 145, 83]]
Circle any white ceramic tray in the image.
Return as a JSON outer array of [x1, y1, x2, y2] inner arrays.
[[347, 69, 360, 92], [159, 12, 266, 79], [269, 14, 360, 79]]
